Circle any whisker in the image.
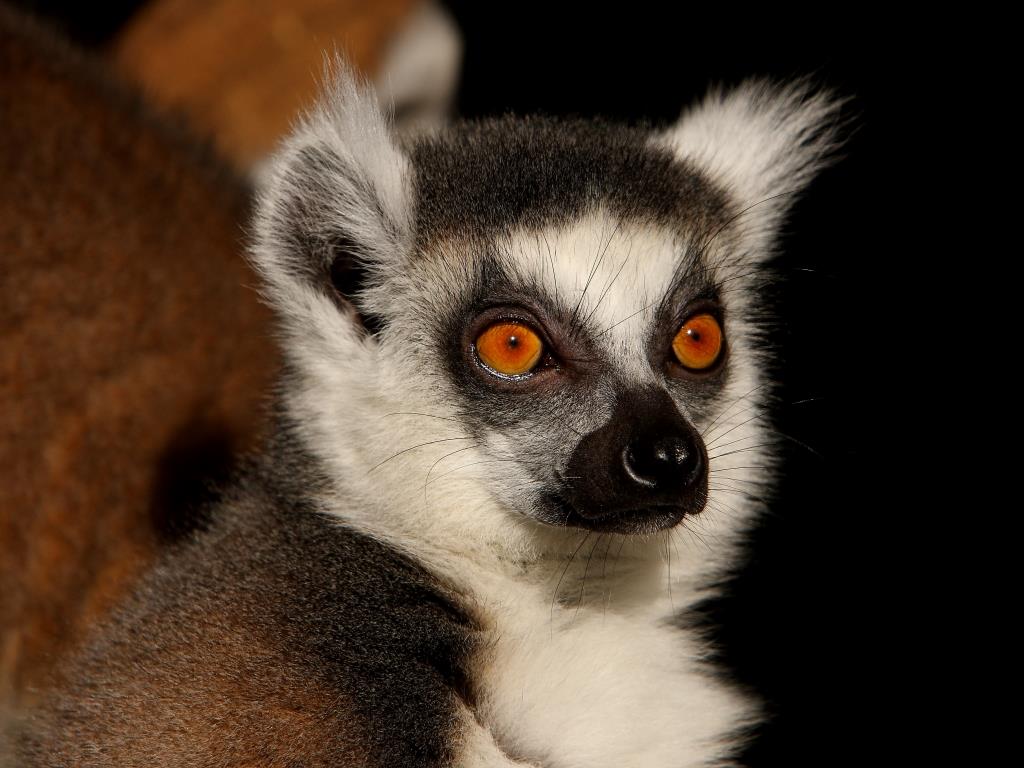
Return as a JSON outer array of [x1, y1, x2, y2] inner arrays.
[[762, 427, 822, 458], [695, 189, 803, 259], [381, 411, 463, 424], [705, 432, 768, 454], [713, 268, 764, 290], [708, 443, 775, 461], [367, 436, 474, 473], [704, 499, 746, 523], [607, 536, 628, 596], [708, 485, 759, 497], [700, 383, 767, 440], [542, 229, 559, 307], [574, 535, 605, 622], [599, 534, 616, 620], [709, 476, 769, 489], [425, 459, 576, 488], [423, 444, 480, 501], [690, 513, 726, 546], [597, 298, 661, 338], [664, 536, 675, 611], [705, 411, 769, 449], [551, 533, 592, 634], [581, 248, 633, 329], [680, 519, 714, 555], [570, 218, 624, 333]]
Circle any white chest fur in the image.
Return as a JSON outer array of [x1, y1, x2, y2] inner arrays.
[[472, 574, 756, 768]]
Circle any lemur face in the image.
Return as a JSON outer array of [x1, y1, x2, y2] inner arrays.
[[393, 121, 739, 535], [253, 68, 839, 550]]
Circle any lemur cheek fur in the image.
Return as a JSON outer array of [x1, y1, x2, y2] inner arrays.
[[17, 62, 843, 768]]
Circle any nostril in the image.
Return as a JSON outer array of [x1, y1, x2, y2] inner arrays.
[[622, 445, 659, 488], [623, 435, 702, 489]]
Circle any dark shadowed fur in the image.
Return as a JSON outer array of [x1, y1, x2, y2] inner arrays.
[[13, 415, 479, 768]]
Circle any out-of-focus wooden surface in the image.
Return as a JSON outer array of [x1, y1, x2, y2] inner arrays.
[[111, 0, 418, 168]]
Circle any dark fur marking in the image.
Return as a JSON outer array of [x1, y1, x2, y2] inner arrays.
[[411, 116, 731, 246]]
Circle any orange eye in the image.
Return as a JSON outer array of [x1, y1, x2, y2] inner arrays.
[[475, 321, 544, 376], [672, 313, 724, 371]]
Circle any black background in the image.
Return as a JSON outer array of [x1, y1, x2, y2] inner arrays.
[[9, 2, 933, 763]]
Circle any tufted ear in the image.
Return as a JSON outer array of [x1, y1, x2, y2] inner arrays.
[[661, 80, 844, 248], [250, 61, 413, 340]]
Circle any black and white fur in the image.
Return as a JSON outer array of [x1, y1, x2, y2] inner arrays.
[[16, 68, 840, 767]]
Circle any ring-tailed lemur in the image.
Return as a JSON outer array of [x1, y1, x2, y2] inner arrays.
[[14, 67, 840, 767]]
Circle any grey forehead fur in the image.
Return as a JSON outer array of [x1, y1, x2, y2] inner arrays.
[[409, 116, 733, 247]]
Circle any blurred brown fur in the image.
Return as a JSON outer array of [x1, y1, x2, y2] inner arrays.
[[112, 0, 417, 168], [0, 5, 277, 710]]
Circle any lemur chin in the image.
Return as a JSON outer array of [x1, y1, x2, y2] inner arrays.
[[17, 64, 842, 767]]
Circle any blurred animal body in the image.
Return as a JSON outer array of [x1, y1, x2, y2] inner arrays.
[[0, 4, 275, 726]]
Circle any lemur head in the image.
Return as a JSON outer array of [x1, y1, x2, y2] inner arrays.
[[252, 67, 840, 569]]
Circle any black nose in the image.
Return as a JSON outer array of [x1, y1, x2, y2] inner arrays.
[[623, 433, 703, 491], [555, 388, 709, 534]]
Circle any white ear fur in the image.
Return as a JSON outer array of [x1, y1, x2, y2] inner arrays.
[[661, 79, 844, 246], [250, 60, 413, 344]]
